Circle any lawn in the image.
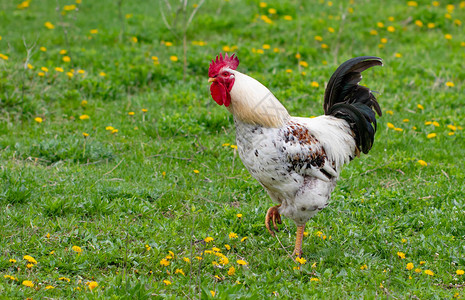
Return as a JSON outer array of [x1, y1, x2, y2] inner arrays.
[[1, 0, 465, 298]]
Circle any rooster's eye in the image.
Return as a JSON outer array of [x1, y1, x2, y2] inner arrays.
[[221, 72, 229, 77]]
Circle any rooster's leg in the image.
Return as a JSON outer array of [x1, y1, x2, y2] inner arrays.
[[292, 225, 306, 257], [265, 205, 282, 236]]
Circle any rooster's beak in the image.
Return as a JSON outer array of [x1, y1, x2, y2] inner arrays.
[[208, 77, 216, 83]]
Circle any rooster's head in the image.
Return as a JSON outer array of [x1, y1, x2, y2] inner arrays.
[[208, 53, 239, 107]]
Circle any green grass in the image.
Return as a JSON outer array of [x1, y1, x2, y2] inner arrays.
[[1, 0, 465, 298]]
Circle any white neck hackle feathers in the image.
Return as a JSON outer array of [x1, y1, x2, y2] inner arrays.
[[227, 70, 290, 128]]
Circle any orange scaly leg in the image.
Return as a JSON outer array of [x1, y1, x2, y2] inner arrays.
[[265, 205, 282, 236], [292, 225, 305, 257]]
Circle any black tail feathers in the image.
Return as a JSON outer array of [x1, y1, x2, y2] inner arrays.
[[323, 56, 383, 154]]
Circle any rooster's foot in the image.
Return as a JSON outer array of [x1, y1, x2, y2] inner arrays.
[[265, 205, 282, 237]]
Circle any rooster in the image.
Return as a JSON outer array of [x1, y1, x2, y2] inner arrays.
[[208, 53, 382, 257]]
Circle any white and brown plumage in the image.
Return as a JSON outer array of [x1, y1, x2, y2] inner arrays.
[[208, 54, 383, 256]]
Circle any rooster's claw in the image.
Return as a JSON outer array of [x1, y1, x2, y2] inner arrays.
[[265, 205, 282, 236]]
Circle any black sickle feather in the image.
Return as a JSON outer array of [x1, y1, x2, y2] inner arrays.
[[323, 56, 383, 154]]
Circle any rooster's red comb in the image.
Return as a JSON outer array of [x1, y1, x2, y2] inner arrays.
[[208, 53, 239, 77]]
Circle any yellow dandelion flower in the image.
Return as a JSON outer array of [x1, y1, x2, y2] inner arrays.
[[328, 27, 335, 33], [72, 245, 82, 253], [407, 1, 418, 7], [377, 22, 384, 28], [23, 255, 37, 264], [228, 266, 236, 275], [449, 132, 455, 136], [403, 119, 409, 122], [259, 2, 267, 8], [273, 47, 280, 53], [314, 35, 323, 42], [204, 237, 214, 243], [44, 21, 55, 29], [22, 280, 34, 287], [446, 81, 455, 87], [387, 26, 395, 32], [45, 285, 55, 289], [424, 269, 434, 276], [55, 67, 64, 72], [381, 38, 388, 44], [237, 260, 248, 265], [105, 126, 114, 131], [38, 72, 45, 77], [420, 261, 426, 265], [40, 46, 47, 52], [256, 49, 264, 54], [131, 36, 138, 43], [456, 270, 464, 275], [397, 251, 406, 259], [225, 244, 231, 250], [415, 268, 422, 273], [385, 110, 393, 115], [59, 277, 71, 282], [296, 257, 307, 265], [175, 269, 185, 276], [229, 232, 238, 239], [310, 277, 320, 282], [79, 114, 90, 120], [387, 122, 395, 129], [63, 56, 71, 62], [415, 20, 423, 27], [260, 15, 273, 24], [90, 29, 98, 34], [160, 259, 170, 266], [64, 4, 76, 10], [432, 121, 440, 127], [142, 108, 148, 112], [262, 44, 270, 50], [193, 169, 200, 174], [446, 4, 455, 11], [394, 128, 403, 132], [236, 213, 243, 218], [9, 259, 16, 263], [311, 81, 319, 88], [432, 1, 439, 6], [27, 63, 34, 69], [284, 15, 293, 21], [41, 67, 49, 72], [454, 19, 462, 26], [418, 160, 428, 166], [447, 125, 457, 131], [170, 56, 178, 62], [286, 69, 293, 73], [111, 129, 118, 134], [268, 8, 277, 14], [183, 257, 190, 263], [299, 61, 308, 67], [321, 43, 329, 49], [34, 117, 43, 123], [406, 263, 414, 270], [445, 34, 452, 40], [26, 263, 34, 268], [219, 256, 229, 265], [99, 72, 107, 77], [360, 264, 368, 270], [427, 22, 435, 28], [370, 29, 378, 35], [210, 291, 216, 297], [128, 111, 135, 116], [59, 49, 67, 55], [163, 279, 171, 285], [445, 13, 452, 19], [82, 132, 89, 138], [164, 41, 173, 47], [427, 133, 437, 139], [417, 104, 424, 110]]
